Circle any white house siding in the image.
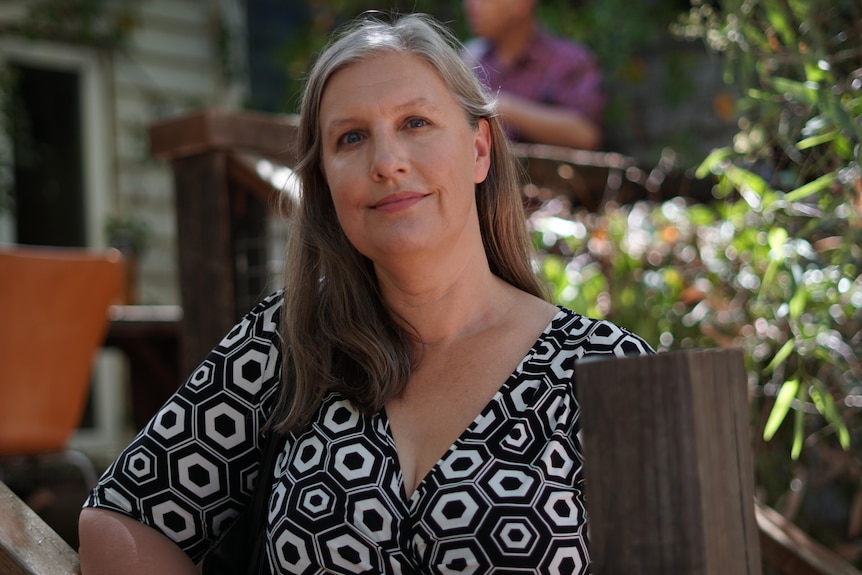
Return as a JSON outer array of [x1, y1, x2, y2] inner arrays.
[[0, 0, 246, 304], [112, 0, 247, 305]]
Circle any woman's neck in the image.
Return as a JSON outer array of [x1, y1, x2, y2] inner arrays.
[[376, 254, 517, 347]]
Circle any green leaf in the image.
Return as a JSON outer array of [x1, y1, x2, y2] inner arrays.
[[791, 383, 806, 460], [763, 378, 799, 441], [804, 62, 831, 85], [695, 147, 734, 180], [788, 285, 808, 321], [797, 130, 838, 150], [764, 339, 795, 374], [760, 258, 781, 295], [771, 77, 819, 106], [768, 227, 788, 253], [810, 381, 852, 450], [725, 165, 771, 196], [784, 172, 836, 203], [764, 1, 796, 47]]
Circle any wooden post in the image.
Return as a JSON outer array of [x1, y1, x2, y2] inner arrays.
[[148, 109, 298, 376], [169, 151, 236, 376], [0, 480, 80, 575], [576, 348, 761, 574]]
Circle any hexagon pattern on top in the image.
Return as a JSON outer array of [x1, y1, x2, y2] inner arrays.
[[86, 292, 653, 573]]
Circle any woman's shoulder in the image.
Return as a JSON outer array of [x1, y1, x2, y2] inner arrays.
[[217, 290, 284, 345], [549, 305, 655, 357]]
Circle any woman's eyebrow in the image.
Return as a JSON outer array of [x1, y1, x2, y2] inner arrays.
[[323, 97, 441, 135]]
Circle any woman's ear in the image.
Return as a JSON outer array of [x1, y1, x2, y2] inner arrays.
[[473, 118, 492, 184]]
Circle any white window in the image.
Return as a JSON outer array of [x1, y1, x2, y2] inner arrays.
[[0, 38, 112, 248]]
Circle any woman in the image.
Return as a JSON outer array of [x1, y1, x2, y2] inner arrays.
[[79, 13, 652, 574]]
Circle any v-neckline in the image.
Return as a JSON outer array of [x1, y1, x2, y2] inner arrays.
[[380, 307, 566, 503]]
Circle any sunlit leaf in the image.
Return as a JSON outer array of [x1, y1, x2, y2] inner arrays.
[[688, 204, 716, 226], [764, 1, 796, 47], [771, 77, 818, 106], [789, 285, 808, 320], [763, 378, 799, 441], [791, 384, 806, 460], [797, 130, 838, 150], [833, 134, 854, 160], [768, 227, 788, 253], [784, 172, 836, 202], [663, 267, 683, 291], [804, 62, 831, 85], [810, 381, 852, 450], [764, 339, 795, 374], [695, 147, 734, 179], [759, 257, 781, 300], [837, 423, 851, 450], [724, 165, 772, 198]]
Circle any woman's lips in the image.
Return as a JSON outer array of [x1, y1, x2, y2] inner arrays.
[[373, 192, 427, 213]]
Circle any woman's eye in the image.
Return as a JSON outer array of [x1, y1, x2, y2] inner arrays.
[[339, 131, 362, 146], [406, 118, 428, 129]]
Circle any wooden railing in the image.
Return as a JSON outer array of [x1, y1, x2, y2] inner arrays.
[[1, 108, 856, 575], [0, 480, 80, 574], [147, 108, 299, 377]]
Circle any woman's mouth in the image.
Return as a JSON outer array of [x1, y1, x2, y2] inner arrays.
[[373, 192, 427, 213]]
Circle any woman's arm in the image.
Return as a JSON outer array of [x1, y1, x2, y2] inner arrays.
[[78, 508, 199, 575]]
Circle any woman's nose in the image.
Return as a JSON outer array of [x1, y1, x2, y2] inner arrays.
[[370, 134, 408, 181]]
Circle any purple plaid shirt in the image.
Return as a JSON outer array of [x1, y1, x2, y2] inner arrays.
[[465, 31, 604, 142]]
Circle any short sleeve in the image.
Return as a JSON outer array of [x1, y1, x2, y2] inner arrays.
[[585, 318, 655, 358], [83, 291, 284, 562]]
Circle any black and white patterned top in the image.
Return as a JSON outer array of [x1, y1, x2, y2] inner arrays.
[[85, 291, 653, 574]]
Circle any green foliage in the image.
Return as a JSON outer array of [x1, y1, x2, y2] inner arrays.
[[0, 0, 139, 49], [682, 0, 862, 458], [533, 0, 861, 551]]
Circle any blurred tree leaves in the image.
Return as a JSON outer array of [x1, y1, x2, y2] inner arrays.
[[531, 0, 861, 555]]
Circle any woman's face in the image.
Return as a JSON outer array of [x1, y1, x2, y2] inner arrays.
[[319, 51, 491, 266]]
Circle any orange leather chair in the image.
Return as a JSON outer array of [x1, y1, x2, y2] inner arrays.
[[0, 245, 125, 487]]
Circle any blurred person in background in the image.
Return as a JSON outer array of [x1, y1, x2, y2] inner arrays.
[[463, 0, 604, 150]]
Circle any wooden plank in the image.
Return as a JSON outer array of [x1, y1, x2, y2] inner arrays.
[[512, 142, 714, 209], [756, 501, 862, 575], [148, 108, 299, 166], [0, 480, 80, 575], [576, 348, 761, 575], [513, 142, 648, 211]]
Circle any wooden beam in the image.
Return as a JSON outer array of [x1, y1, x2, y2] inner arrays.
[[756, 500, 862, 575], [576, 348, 761, 575], [148, 109, 287, 377], [0, 480, 80, 575], [148, 108, 300, 166]]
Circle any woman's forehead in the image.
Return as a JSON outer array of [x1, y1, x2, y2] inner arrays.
[[328, 51, 440, 89], [320, 52, 454, 117]]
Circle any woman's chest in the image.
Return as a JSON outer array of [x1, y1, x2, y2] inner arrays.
[[265, 380, 589, 575]]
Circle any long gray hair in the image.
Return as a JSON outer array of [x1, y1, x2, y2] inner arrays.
[[272, 12, 544, 433]]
